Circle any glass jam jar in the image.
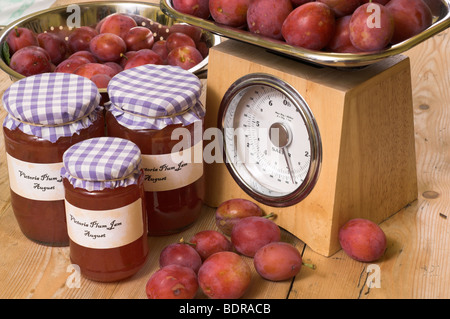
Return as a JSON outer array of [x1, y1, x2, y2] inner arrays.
[[61, 137, 149, 282], [106, 64, 205, 236], [2, 73, 104, 246]]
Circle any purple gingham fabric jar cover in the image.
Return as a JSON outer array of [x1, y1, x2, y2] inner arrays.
[[106, 64, 205, 130], [2, 73, 101, 143], [61, 137, 142, 191]]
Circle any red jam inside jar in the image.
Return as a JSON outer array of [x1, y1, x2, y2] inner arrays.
[[106, 64, 205, 236], [63, 177, 148, 282], [3, 114, 105, 246], [2, 73, 104, 246], [62, 137, 148, 282], [106, 114, 204, 235]]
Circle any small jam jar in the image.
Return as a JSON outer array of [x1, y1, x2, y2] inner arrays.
[[2, 73, 104, 246], [61, 137, 149, 282], [106, 64, 205, 236]]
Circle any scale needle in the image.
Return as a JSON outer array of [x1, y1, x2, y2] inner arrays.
[[269, 122, 296, 184], [282, 147, 296, 184]]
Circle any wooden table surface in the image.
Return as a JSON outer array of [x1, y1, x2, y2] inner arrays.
[[0, 0, 449, 300]]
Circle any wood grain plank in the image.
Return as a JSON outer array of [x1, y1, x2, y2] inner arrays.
[[408, 29, 450, 299], [0, 0, 449, 300]]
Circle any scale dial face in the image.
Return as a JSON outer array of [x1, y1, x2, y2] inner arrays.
[[219, 73, 322, 207]]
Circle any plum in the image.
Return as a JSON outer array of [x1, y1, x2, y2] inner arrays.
[[215, 198, 264, 236], [90, 73, 111, 89], [67, 26, 98, 53], [99, 13, 137, 39], [195, 41, 209, 58], [15, 44, 51, 62], [231, 216, 281, 257], [10, 46, 52, 76], [168, 24, 203, 43], [124, 26, 155, 51], [89, 33, 127, 62], [254, 242, 302, 281], [123, 49, 163, 70], [119, 51, 137, 68], [74, 62, 117, 80], [386, 0, 433, 44], [247, 0, 293, 40], [209, 0, 251, 27], [198, 251, 251, 299], [103, 62, 123, 74], [339, 218, 387, 262], [146, 264, 198, 299], [167, 46, 203, 70], [316, 0, 361, 18], [6, 27, 38, 54], [37, 32, 68, 65], [166, 32, 196, 52], [326, 15, 361, 53], [349, 2, 394, 51], [281, 2, 335, 50], [189, 230, 233, 261], [173, 0, 211, 19], [152, 40, 169, 63], [69, 50, 97, 63], [54, 56, 90, 73], [159, 243, 202, 273]]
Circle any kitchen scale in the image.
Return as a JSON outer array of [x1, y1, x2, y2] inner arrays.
[[204, 40, 418, 257]]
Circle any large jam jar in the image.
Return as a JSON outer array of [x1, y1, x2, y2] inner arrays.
[[61, 137, 149, 282], [2, 73, 104, 246], [106, 64, 205, 236]]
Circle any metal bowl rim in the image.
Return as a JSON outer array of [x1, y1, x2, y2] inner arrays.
[[0, 1, 220, 91]]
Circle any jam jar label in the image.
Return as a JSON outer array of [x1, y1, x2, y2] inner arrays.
[[6, 153, 64, 201], [65, 198, 144, 249], [141, 141, 203, 192]]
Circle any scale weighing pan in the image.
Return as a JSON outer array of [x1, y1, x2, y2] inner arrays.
[[161, 0, 450, 68]]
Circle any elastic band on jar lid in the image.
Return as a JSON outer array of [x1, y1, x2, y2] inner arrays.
[[61, 137, 142, 191]]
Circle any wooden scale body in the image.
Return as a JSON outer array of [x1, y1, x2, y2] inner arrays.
[[204, 40, 418, 257]]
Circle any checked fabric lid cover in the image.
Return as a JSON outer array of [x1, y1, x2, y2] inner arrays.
[[107, 64, 205, 130], [61, 137, 142, 191], [2, 73, 101, 143]]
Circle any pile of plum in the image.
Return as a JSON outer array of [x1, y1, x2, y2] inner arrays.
[[145, 198, 387, 299], [146, 198, 306, 299], [2, 13, 209, 88], [173, 0, 434, 53]]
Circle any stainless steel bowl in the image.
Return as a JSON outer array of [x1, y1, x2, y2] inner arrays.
[[161, 0, 450, 68], [0, 1, 221, 90]]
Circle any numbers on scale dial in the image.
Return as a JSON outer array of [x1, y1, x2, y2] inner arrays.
[[227, 85, 312, 196]]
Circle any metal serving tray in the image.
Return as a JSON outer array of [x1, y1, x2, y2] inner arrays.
[[160, 0, 450, 68]]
